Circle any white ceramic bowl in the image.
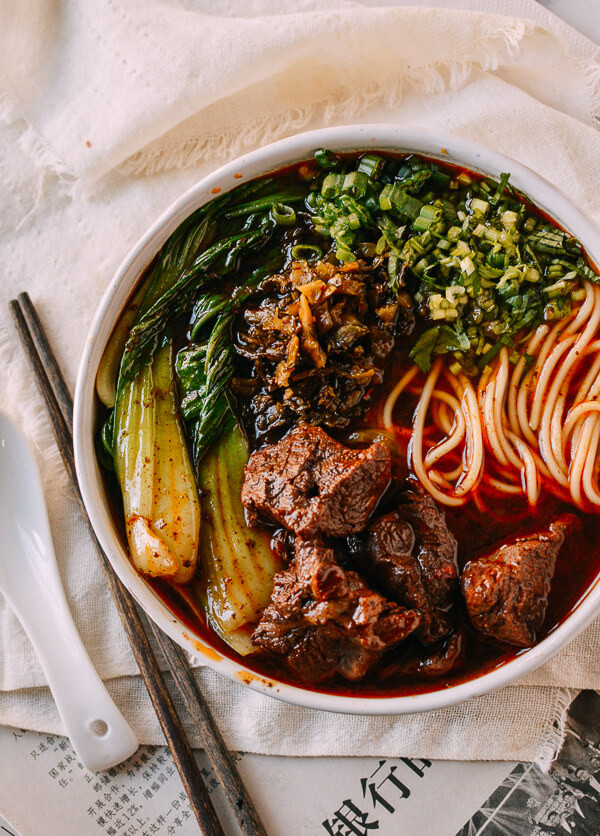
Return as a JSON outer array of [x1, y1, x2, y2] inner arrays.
[[74, 125, 600, 715]]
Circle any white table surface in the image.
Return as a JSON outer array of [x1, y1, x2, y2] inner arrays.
[[539, 0, 600, 43]]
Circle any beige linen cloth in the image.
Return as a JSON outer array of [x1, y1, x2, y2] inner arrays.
[[1, 0, 600, 765]]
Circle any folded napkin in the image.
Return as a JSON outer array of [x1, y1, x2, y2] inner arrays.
[[1, 0, 600, 765]]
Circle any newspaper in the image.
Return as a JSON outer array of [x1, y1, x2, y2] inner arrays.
[[2, 690, 600, 835]]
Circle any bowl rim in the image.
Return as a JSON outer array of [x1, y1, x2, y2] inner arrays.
[[74, 123, 600, 716]]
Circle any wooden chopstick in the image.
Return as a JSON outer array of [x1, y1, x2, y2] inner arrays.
[[15, 293, 75, 436], [9, 298, 224, 836], [10, 293, 268, 836]]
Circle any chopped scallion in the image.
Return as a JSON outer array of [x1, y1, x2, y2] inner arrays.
[[291, 244, 323, 261], [270, 202, 296, 226]]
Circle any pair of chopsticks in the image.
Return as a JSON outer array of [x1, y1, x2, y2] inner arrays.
[[9, 292, 267, 836]]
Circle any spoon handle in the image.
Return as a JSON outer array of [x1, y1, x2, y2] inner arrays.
[[0, 411, 138, 772], [4, 555, 139, 772]]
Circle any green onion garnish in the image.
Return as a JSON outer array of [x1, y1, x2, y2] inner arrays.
[[358, 154, 384, 179], [271, 202, 296, 226], [489, 172, 510, 205], [314, 148, 340, 170], [291, 244, 323, 261]]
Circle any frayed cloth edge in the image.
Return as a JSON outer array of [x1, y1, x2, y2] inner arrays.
[[117, 20, 528, 179], [574, 55, 600, 128], [535, 687, 577, 773]]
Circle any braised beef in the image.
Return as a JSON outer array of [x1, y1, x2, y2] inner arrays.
[[378, 629, 466, 681], [461, 513, 576, 647], [252, 539, 421, 682], [395, 483, 459, 613], [241, 425, 391, 538], [349, 484, 459, 643], [270, 528, 294, 564], [416, 630, 465, 676]]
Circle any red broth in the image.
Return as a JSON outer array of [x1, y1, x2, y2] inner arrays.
[[147, 357, 600, 698], [151, 492, 600, 699], [101, 152, 600, 698]]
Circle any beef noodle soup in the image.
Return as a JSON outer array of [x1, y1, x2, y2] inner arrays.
[[96, 150, 600, 696]]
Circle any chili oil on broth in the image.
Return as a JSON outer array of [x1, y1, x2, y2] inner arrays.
[[97, 150, 600, 698], [109, 358, 600, 701]]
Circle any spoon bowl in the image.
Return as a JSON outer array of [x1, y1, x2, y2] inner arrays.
[[0, 411, 138, 771]]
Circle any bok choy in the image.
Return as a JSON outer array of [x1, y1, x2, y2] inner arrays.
[[114, 341, 200, 584], [194, 422, 283, 655], [100, 181, 292, 593]]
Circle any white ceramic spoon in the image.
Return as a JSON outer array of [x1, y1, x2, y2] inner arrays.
[[0, 411, 138, 771]]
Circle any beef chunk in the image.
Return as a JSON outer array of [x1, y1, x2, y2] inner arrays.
[[241, 426, 391, 538], [270, 527, 294, 564], [351, 483, 459, 643], [395, 483, 459, 613], [380, 629, 466, 680], [252, 539, 421, 682], [461, 514, 576, 647], [416, 630, 465, 677]]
